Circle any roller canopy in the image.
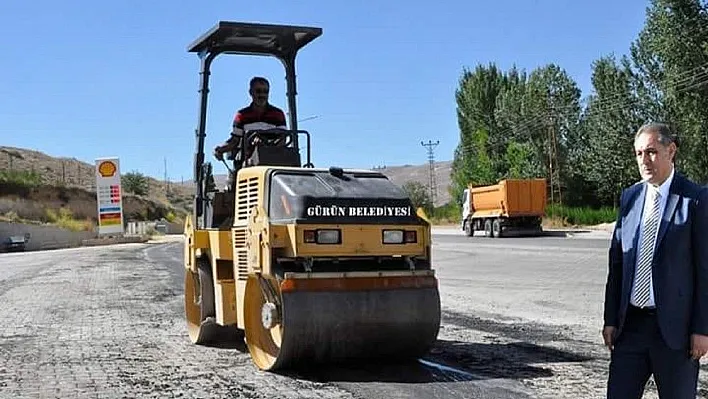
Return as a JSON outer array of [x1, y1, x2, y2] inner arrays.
[[187, 21, 323, 58]]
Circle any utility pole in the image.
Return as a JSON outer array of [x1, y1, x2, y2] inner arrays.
[[545, 89, 562, 206], [164, 157, 169, 195], [420, 140, 440, 206], [548, 116, 562, 205]]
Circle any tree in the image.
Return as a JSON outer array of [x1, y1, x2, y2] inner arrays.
[[578, 55, 645, 206], [630, 0, 708, 184], [122, 171, 149, 196], [504, 140, 537, 179], [450, 63, 508, 202], [402, 181, 433, 212], [495, 64, 583, 204]]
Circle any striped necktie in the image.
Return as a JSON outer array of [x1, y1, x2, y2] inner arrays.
[[632, 186, 662, 308]]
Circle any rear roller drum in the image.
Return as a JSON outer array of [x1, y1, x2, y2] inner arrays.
[[184, 257, 223, 344]]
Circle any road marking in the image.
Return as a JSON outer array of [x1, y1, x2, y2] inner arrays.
[[418, 359, 477, 379]]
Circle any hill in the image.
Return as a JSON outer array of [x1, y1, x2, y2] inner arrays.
[[373, 161, 453, 207], [1, 145, 456, 230], [183, 161, 454, 207], [0, 146, 192, 228]]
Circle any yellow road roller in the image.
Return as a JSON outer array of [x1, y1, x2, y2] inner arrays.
[[183, 20, 441, 371]]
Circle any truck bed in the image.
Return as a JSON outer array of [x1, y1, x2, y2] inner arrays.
[[469, 179, 546, 218]]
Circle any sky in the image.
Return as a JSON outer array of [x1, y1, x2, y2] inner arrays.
[[0, 0, 650, 183]]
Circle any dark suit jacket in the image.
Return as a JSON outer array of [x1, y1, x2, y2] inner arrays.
[[603, 172, 708, 350]]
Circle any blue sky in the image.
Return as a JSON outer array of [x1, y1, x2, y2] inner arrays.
[[0, 0, 649, 182]]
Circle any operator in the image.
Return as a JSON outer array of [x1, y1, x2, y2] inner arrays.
[[213, 76, 287, 168]]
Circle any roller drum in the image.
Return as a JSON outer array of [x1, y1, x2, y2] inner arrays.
[[244, 274, 441, 371]]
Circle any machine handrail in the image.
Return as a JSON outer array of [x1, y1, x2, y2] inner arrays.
[[241, 128, 312, 168]]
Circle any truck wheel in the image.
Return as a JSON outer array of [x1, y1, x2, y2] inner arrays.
[[492, 219, 502, 238], [484, 219, 492, 237], [464, 220, 473, 237]]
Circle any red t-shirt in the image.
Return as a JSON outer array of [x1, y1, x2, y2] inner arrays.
[[232, 103, 286, 137]]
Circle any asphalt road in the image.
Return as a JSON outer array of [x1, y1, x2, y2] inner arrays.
[[0, 231, 705, 398]]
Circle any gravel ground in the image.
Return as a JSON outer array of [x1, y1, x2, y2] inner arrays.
[[431, 233, 708, 399], [0, 233, 706, 398], [0, 243, 355, 399]]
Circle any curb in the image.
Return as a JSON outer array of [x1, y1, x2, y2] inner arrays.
[[430, 226, 612, 240], [81, 236, 149, 247]]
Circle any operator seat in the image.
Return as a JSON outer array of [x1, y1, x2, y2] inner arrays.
[[247, 145, 301, 167]]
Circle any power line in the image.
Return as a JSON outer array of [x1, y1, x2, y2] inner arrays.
[[420, 140, 440, 205]]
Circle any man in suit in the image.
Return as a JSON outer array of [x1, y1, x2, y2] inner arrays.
[[603, 122, 708, 398]]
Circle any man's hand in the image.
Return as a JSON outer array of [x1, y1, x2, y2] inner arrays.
[[214, 146, 225, 161], [603, 326, 616, 351], [691, 334, 708, 360]]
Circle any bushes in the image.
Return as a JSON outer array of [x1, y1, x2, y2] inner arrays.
[[0, 170, 43, 187], [421, 201, 617, 227], [545, 203, 617, 226], [44, 207, 94, 232], [428, 202, 461, 224]]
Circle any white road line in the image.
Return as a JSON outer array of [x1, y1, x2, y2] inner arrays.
[[417, 359, 477, 379]]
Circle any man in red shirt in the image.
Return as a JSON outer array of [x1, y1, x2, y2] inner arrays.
[[214, 76, 287, 164]]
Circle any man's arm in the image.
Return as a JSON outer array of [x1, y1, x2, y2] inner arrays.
[[691, 186, 708, 335], [604, 189, 625, 328], [214, 112, 245, 158], [276, 108, 287, 129], [231, 110, 246, 140]]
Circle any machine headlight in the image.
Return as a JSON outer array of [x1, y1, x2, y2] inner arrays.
[[382, 230, 404, 244], [304, 229, 341, 244], [382, 229, 417, 244], [317, 229, 340, 244]]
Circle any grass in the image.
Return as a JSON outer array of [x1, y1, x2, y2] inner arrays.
[[44, 207, 95, 232], [428, 202, 462, 225], [0, 170, 43, 187], [425, 202, 617, 228], [545, 203, 617, 227]]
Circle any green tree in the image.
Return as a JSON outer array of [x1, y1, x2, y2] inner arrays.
[[450, 64, 508, 202], [495, 64, 583, 204], [402, 181, 433, 212], [122, 171, 149, 196], [630, 0, 708, 183], [579, 55, 645, 206], [504, 140, 537, 179]]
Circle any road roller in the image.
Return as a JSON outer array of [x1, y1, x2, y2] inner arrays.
[[183, 20, 441, 371]]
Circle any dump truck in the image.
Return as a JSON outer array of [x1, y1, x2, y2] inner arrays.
[[183, 21, 441, 372], [461, 178, 546, 237]]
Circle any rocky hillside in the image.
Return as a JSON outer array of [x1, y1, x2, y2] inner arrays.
[[1, 146, 193, 208], [0, 146, 192, 225], [373, 161, 453, 207], [189, 161, 454, 207], [1, 146, 455, 229]]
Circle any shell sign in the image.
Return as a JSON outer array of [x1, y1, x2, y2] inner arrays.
[[95, 157, 124, 236], [98, 161, 117, 178]]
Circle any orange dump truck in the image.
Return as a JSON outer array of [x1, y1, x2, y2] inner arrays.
[[460, 178, 547, 237]]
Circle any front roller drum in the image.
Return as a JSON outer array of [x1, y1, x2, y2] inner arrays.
[[244, 273, 441, 371]]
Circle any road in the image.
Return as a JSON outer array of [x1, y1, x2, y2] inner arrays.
[[0, 230, 705, 398]]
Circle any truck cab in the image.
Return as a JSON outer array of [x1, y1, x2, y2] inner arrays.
[[460, 188, 471, 230]]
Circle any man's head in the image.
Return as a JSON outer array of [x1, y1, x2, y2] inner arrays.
[[633, 122, 677, 185], [249, 76, 270, 108]]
